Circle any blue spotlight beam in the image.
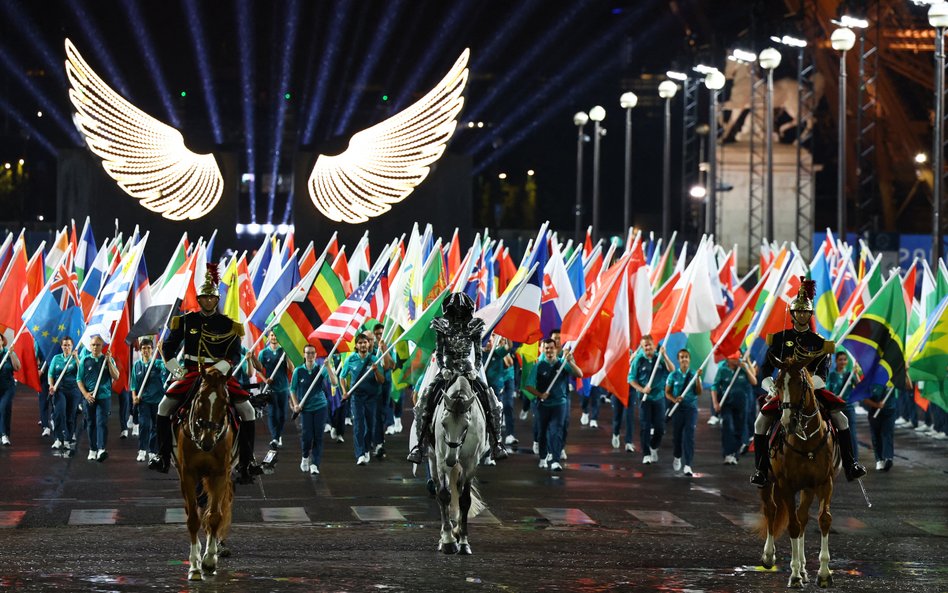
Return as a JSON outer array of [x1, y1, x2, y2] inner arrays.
[[0, 44, 81, 145], [325, 2, 374, 136], [0, 96, 58, 155], [65, 0, 133, 99], [472, 14, 673, 175], [470, 0, 541, 70], [462, 0, 590, 126], [182, 0, 223, 145], [333, 0, 405, 137], [266, 0, 302, 223], [301, 0, 354, 145], [391, 0, 477, 111], [120, 0, 180, 127], [3, 0, 67, 88], [466, 0, 659, 156], [236, 0, 257, 223]]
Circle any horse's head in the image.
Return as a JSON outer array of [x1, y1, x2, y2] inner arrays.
[[769, 349, 820, 435], [188, 370, 231, 452], [440, 375, 476, 466]]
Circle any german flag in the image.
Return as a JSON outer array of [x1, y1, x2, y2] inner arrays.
[[272, 261, 347, 365]]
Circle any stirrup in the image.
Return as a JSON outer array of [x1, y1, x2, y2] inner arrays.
[[406, 445, 426, 464], [750, 470, 768, 487], [845, 462, 867, 482], [490, 443, 509, 461], [148, 455, 170, 474]]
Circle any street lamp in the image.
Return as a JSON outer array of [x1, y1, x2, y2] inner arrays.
[[831, 26, 856, 242], [759, 47, 782, 242], [589, 105, 606, 242], [929, 1, 948, 264], [704, 69, 726, 237], [620, 91, 638, 234], [658, 80, 679, 240], [573, 111, 589, 242]]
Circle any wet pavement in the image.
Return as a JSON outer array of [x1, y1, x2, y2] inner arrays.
[[1, 389, 947, 592]]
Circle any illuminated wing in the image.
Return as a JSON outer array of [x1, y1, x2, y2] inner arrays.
[[309, 48, 469, 223], [64, 38, 223, 221]]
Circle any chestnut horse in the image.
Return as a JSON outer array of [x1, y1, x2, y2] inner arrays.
[[757, 353, 840, 589], [176, 371, 235, 581]]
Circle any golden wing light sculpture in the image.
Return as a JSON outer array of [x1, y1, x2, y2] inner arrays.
[[308, 48, 469, 224], [65, 38, 223, 221]]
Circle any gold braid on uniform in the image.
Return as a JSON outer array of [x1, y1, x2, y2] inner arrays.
[[197, 328, 240, 366]]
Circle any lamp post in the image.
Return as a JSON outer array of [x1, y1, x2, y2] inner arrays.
[[589, 105, 606, 242], [573, 111, 589, 242], [831, 26, 856, 242], [759, 47, 782, 242], [930, 2, 948, 264], [658, 80, 679, 240], [620, 92, 638, 234], [704, 69, 726, 237]]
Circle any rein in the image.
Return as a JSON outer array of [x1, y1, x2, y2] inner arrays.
[[186, 375, 231, 448], [778, 367, 829, 459]]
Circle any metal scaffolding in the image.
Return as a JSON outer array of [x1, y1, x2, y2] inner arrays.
[[794, 48, 816, 254], [680, 77, 701, 239], [747, 65, 766, 270], [855, 24, 880, 235]]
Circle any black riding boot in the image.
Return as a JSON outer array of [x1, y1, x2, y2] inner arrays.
[[750, 433, 770, 487], [478, 389, 508, 461], [836, 427, 867, 481], [407, 391, 438, 464], [235, 419, 262, 484], [147, 415, 172, 473]]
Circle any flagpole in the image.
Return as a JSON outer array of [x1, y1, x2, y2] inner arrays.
[[645, 237, 706, 391], [872, 385, 896, 419], [258, 351, 287, 397], [52, 352, 80, 391], [714, 355, 752, 410], [292, 244, 395, 416], [89, 351, 112, 403], [0, 325, 28, 369]]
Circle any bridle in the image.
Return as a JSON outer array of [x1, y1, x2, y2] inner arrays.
[[186, 374, 230, 450], [442, 377, 475, 449], [773, 351, 830, 460]]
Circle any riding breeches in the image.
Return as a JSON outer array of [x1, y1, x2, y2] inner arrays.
[[754, 409, 848, 435], [157, 395, 255, 421]]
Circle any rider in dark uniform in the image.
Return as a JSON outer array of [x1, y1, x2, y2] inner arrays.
[[406, 292, 508, 463], [148, 265, 263, 484], [750, 277, 867, 487]]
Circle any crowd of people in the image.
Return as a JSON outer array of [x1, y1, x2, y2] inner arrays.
[[1, 311, 945, 483]]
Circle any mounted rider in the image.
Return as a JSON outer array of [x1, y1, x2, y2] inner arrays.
[[750, 277, 867, 487], [148, 264, 263, 484], [407, 292, 508, 464]]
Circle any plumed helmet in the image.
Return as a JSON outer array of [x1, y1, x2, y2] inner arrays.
[[442, 292, 475, 319], [789, 276, 815, 313], [198, 263, 221, 298]]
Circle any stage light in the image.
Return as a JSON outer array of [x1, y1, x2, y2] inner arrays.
[[235, 223, 246, 233], [690, 185, 707, 199], [237, 0, 257, 223], [277, 223, 289, 234], [382, 94, 389, 102], [37, 111, 43, 117], [182, 0, 223, 144], [301, 1, 354, 144], [65, 39, 224, 221], [307, 48, 469, 223], [38, 215, 45, 221], [527, 169, 535, 176], [180, 91, 187, 98], [916, 152, 929, 164], [262, 223, 275, 234], [121, 0, 180, 127], [476, 121, 484, 128], [247, 223, 261, 235], [498, 173, 508, 180], [3, 163, 10, 170], [666, 71, 688, 81], [0, 45, 82, 144], [18, 159, 24, 166], [285, 93, 291, 100]]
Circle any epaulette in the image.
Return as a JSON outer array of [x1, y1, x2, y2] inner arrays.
[[822, 340, 835, 354], [233, 321, 245, 337], [169, 315, 182, 331]]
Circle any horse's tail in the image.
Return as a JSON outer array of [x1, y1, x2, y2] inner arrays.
[[755, 482, 790, 540], [468, 478, 486, 519]]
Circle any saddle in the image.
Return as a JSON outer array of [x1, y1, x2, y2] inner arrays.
[[766, 407, 835, 461]]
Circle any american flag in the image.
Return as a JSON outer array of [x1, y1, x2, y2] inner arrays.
[[310, 262, 388, 346]]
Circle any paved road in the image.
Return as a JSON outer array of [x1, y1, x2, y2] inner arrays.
[[1, 388, 946, 592]]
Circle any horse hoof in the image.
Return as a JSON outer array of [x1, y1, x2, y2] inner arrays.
[[218, 543, 231, 558], [761, 558, 775, 570], [818, 574, 834, 588], [202, 559, 217, 573], [787, 576, 804, 588], [188, 570, 203, 581], [442, 542, 459, 555], [459, 543, 472, 555]]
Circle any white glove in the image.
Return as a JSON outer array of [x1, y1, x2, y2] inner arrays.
[[165, 358, 184, 380], [811, 376, 825, 390], [761, 376, 774, 393]]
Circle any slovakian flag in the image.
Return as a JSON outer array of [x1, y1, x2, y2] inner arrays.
[[540, 240, 576, 339]]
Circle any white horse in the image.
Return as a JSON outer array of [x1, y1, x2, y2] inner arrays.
[[720, 59, 825, 144], [429, 375, 488, 555]]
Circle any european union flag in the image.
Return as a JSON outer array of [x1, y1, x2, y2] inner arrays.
[[23, 292, 86, 361]]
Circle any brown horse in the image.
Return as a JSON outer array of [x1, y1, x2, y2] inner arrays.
[[176, 370, 235, 581], [757, 353, 840, 589]]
